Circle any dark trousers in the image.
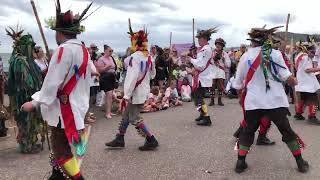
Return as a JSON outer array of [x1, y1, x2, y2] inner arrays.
[[193, 83, 206, 107], [50, 126, 73, 161], [240, 108, 297, 147]]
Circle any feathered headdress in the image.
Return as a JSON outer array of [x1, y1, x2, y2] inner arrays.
[[128, 18, 149, 56], [247, 25, 283, 45], [248, 25, 286, 92], [45, 0, 99, 34], [296, 36, 316, 52], [5, 25, 24, 48], [196, 27, 218, 40]]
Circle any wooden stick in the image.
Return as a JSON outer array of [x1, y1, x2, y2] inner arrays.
[[30, 0, 51, 59], [192, 18, 195, 45], [169, 32, 172, 49], [284, 14, 290, 46]]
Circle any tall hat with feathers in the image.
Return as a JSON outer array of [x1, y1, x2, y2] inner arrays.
[[196, 27, 218, 41], [296, 35, 316, 52], [128, 18, 149, 56], [247, 25, 283, 45], [46, 0, 97, 34], [247, 25, 286, 91]]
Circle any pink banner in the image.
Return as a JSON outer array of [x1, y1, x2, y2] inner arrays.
[[171, 43, 193, 55]]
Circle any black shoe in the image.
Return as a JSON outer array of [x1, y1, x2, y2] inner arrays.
[[195, 115, 203, 122], [48, 168, 65, 180], [233, 126, 242, 139], [235, 159, 248, 173], [105, 135, 125, 148], [208, 98, 215, 106], [256, 135, 275, 145], [307, 116, 320, 125], [196, 116, 212, 126], [296, 158, 309, 173], [139, 135, 159, 151], [76, 175, 85, 180], [0, 131, 7, 137], [294, 114, 305, 120], [218, 97, 224, 106]]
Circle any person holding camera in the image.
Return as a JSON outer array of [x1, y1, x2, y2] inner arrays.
[[97, 45, 118, 119], [209, 38, 231, 106]]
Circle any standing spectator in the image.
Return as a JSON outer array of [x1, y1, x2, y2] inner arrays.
[[88, 47, 100, 105], [34, 46, 48, 77], [0, 56, 8, 137], [154, 46, 168, 89], [235, 44, 246, 63], [90, 43, 99, 61], [150, 45, 157, 58], [97, 45, 118, 119]]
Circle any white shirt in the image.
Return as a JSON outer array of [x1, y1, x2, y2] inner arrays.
[[212, 50, 231, 79], [32, 39, 91, 130], [315, 47, 320, 66], [233, 47, 291, 110], [35, 58, 48, 71], [295, 52, 320, 93], [190, 44, 213, 87], [123, 51, 156, 104], [89, 60, 99, 87]]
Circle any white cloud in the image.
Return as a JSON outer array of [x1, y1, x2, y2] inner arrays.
[[0, 0, 319, 53]]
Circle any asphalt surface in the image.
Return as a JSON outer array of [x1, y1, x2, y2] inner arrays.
[[0, 98, 320, 180]]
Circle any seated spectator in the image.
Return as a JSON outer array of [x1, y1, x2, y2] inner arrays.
[[164, 81, 182, 107], [177, 64, 188, 93], [181, 78, 192, 102], [143, 86, 163, 113]]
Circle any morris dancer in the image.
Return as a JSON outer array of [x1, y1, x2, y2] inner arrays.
[[105, 20, 159, 151], [294, 41, 320, 124], [6, 27, 44, 153], [188, 28, 217, 126], [209, 38, 231, 106], [233, 26, 309, 173], [21, 1, 95, 179]]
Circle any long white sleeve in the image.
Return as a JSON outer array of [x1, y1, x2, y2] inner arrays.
[[232, 53, 247, 90], [191, 49, 210, 70], [32, 46, 72, 106], [123, 58, 139, 100]]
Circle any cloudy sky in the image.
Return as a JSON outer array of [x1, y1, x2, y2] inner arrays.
[[0, 0, 319, 53]]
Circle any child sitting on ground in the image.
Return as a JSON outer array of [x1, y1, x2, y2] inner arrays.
[[177, 64, 188, 94], [143, 86, 162, 113], [181, 77, 192, 102], [164, 81, 182, 107]]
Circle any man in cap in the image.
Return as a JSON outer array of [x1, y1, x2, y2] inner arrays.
[[209, 38, 231, 106]]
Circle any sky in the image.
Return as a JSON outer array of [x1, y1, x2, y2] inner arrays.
[[0, 0, 319, 53]]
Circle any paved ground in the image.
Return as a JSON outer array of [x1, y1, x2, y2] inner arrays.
[[0, 98, 320, 180]]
